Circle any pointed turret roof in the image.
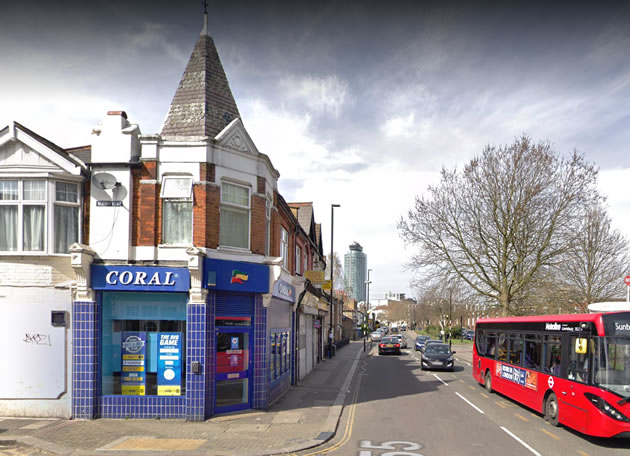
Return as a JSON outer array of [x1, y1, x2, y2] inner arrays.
[[160, 13, 240, 138]]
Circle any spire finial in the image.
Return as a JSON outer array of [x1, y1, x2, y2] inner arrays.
[[201, 0, 209, 35]]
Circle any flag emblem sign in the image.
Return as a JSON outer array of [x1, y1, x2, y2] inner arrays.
[[231, 270, 249, 284]]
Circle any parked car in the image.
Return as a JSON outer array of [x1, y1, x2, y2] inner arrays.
[[421, 343, 456, 371], [414, 335, 431, 351], [392, 334, 407, 349], [419, 339, 442, 353], [370, 331, 383, 342], [464, 330, 474, 340], [378, 336, 402, 355]]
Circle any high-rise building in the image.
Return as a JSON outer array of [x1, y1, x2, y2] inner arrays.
[[344, 242, 367, 301]]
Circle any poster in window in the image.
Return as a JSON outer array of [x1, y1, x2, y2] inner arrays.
[[157, 332, 182, 396], [121, 332, 146, 395]]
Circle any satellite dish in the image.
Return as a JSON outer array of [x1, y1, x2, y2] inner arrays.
[[92, 172, 118, 190]]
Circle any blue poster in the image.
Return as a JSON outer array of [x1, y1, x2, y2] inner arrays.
[[157, 332, 182, 396], [121, 332, 146, 395]]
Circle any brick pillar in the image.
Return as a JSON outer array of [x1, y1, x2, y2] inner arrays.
[[251, 194, 266, 254], [134, 160, 159, 246]]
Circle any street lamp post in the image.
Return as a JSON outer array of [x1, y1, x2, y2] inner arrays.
[[365, 268, 372, 332], [329, 203, 340, 358]]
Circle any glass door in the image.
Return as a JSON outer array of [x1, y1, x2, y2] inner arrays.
[[215, 328, 251, 413]]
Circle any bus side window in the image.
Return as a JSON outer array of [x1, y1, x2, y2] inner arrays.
[[497, 332, 508, 362], [509, 333, 523, 366], [487, 333, 497, 358], [524, 334, 541, 371], [476, 331, 486, 356], [544, 335, 562, 376], [568, 335, 589, 383]]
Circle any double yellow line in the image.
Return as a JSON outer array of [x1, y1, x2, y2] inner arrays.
[[292, 358, 366, 456]]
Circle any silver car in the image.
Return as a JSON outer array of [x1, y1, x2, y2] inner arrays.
[[392, 334, 407, 349], [370, 331, 383, 342]]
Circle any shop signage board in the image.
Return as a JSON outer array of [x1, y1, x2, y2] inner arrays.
[[204, 258, 269, 293], [91, 265, 190, 292], [157, 332, 182, 396], [272, 279, 296, 303], [304, 270, 325, 284], [121, 332, 146, 395]]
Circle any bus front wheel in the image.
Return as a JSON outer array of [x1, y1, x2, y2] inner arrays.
[[484, 371, 493, 393], [545, 393, 559, 427]]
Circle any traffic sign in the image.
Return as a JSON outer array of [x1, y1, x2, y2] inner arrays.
[[625, 275, 630, 286], [322, 280, 332, 291]]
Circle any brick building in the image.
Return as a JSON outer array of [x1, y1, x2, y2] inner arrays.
[[67, 11, 326, 420]]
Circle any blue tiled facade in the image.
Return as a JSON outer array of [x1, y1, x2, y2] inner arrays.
[[100, 395, 185, 419], [253, 294, 268, 409], [73, 300, 100, 419], [186, 302, 208, 421], [71, 261, 283, 420]]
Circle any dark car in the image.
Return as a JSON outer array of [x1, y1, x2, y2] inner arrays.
[[464, 330, 474, 340], [419, 339, 442, 353], [378, 336, 402, 355], [421, 343, 456, 371], [414, 335, 431, 351]]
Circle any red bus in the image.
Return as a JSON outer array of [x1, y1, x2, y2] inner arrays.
[[473, 312, 630, 438]]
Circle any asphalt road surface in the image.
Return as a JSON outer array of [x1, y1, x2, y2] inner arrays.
[[295, 331, 630, 456]]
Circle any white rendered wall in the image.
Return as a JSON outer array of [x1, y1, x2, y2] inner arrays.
[[0, 286, 72, 418], [89, 167, 133, 261]]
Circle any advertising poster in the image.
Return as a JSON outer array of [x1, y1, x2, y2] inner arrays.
[[157, 332, 182, 396], [121, 332, 146, 395], [497, 363, 538, 391]]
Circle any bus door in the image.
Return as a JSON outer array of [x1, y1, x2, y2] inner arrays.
[[554, 334, 590, 432]]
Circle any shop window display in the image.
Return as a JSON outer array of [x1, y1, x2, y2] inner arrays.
[[101, 292, 187, 396]]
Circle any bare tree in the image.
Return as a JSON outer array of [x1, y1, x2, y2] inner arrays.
[[325, 252, 345, 291], [399, 136, 599, 316], [558, 202, 630, 310]]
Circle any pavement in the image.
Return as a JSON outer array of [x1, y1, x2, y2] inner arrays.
[[0, 335, 474, 456]]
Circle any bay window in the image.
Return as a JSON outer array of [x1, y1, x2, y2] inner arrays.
[[0, 179, 79, 253], [219, 181, 250, 249], [55, 181, 79, 253]]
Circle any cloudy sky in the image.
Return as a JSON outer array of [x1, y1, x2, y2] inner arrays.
[[2, 0, 630, 299]]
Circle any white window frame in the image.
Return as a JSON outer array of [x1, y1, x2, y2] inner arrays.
[[54, 181, 80, 253], [280, 227, 289, 270], [160, 175, 193, 245], [219, 180, 251, 250], [0, 178, 82, 255], [295, 244, 302, 275]]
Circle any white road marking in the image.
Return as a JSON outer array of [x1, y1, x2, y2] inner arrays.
[[433, 374, 448, 386], [455, 392, 485, 414], [500, 426, 542, 456]]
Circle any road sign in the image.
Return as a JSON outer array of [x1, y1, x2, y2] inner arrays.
[[625, 276, 630, 286], [322, 280, 332, 291]]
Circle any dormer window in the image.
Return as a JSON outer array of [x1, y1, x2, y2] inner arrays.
[[0, 179, 80, 254], [160, 176, 193, 245]]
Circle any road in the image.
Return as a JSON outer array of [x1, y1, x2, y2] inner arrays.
[[295, 331, 630, 456]]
